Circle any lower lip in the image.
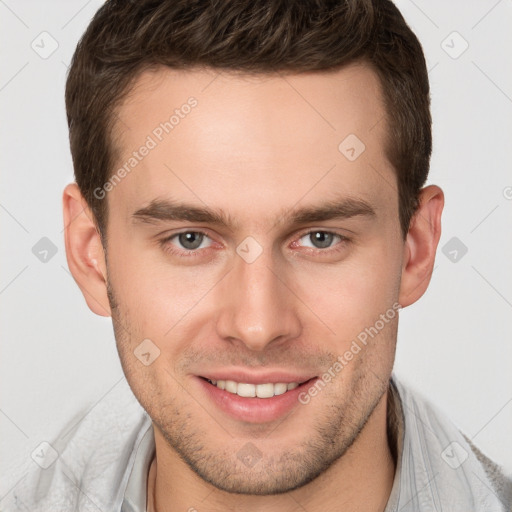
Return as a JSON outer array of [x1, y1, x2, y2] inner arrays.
[[197, 377, 317, 423]]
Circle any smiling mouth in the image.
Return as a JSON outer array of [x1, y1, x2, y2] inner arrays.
[[202, 378, 314, 398]]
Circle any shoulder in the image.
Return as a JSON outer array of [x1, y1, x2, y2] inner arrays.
[[5, 378, 151, 512], [390, 374, 512, 512], [463, 434, 512, 510]]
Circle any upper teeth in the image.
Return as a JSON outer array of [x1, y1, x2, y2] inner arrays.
[[209, 380, 299, 398]]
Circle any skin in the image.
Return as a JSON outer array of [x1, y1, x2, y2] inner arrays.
[[63, 62, 444, 512]]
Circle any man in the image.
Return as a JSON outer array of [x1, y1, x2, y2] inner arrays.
[[7, 0, 511, 511]]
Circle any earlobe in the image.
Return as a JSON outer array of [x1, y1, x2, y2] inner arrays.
[[398, 185, 444, 308], [62, 183, 112, 317]]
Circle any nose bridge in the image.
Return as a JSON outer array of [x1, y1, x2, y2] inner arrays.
[[216, 247, 301, 350]]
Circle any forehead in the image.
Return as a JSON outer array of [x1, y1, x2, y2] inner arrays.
[[109, 63, 396, 229]]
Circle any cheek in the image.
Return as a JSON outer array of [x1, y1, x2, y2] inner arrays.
[[106, 244, 230, 365], [294, 248, 401, 333]]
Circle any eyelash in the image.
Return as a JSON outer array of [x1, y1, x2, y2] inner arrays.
[[159, 229, 351, 258]]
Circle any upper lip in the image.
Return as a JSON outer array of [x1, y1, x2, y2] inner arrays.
[[198, 369, 316, 385]]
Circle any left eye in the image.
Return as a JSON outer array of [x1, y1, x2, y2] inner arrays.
[[298, 231, 343, 249], [170, 231, 212, 251]]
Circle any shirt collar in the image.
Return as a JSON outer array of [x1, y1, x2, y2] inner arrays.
[[383, 374, 406, 512], [122, 419, 155, 512]]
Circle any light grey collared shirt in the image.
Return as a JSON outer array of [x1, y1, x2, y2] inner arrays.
[[6, 374, 510, 511]]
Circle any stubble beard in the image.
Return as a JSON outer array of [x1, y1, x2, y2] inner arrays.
[[106, 278, 390, 495]]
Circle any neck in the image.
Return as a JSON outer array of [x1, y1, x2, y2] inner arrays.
[[147, 390, 395, 512]]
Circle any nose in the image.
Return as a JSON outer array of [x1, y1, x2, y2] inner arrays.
[[215, 248, 302, 352]]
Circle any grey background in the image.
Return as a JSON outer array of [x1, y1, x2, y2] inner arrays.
[[1, 0, 511, 499]]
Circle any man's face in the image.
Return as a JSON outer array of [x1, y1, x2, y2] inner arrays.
[[105, 63, 404, 494]]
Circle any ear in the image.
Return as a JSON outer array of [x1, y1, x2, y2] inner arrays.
[[398, 185, 444, 307], [62, 183, 111, 317]]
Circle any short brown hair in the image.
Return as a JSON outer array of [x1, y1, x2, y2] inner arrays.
[[66, 0, 431, 239]]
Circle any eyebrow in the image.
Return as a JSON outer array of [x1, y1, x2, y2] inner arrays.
[[132, 196, 376, 229]]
